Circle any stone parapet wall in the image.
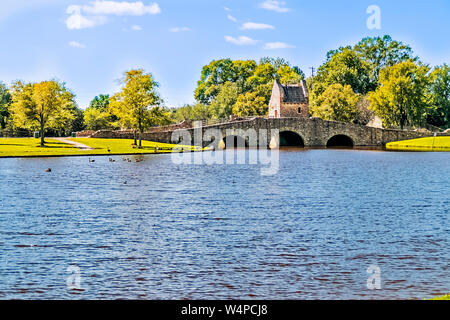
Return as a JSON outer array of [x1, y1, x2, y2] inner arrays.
[[77, 117, 448, 148], [76, 130, 96, 137]]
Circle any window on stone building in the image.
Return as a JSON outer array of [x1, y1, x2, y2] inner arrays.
[[298, 107, 302, 113]]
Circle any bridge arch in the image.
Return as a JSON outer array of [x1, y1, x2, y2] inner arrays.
[[326, 134, 354, 149], [279, 131, 305, 147], [222, 135, 248, 149]]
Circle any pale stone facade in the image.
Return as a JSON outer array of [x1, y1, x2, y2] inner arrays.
[[268, 79, 309, 118]]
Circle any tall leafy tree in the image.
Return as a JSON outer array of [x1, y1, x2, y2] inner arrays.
[[11, 80, 75, 146], [232, 91, 268, 117], [89, 94, 110, 111], [195, 59, 256, 104], [84, 107, 111, 130], [427, 64, 450, 128], [310, 84, 360, 123], [208, 82, 240, 119], [368, 61, 431, 129], [195, 58, 304, 118], [109, 69, 163, 148], [0, 82, 11, 129], [354, 35, 416, 84], [312, 47, 373, 97]]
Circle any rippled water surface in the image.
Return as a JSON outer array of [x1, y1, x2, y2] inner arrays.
[[0, 150, 448, 299]]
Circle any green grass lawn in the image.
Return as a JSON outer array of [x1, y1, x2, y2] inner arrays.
[[386, 136, 450, 152], [430, 294, 450, 300], [0, 137, 200, 158], [69, 138, 201, 155]]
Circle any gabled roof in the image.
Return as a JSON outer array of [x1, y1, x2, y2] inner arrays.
[[275, 79, 309, 104]]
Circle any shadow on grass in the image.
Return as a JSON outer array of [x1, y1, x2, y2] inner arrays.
[[35, 144, 76, 149]]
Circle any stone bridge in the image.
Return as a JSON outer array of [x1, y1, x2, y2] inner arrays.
[[88, 117, 443, 149]]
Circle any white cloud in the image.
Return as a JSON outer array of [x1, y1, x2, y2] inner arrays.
[[169, 26, 190, 32], [241, 22, 275, 30], [65, 9, 106, 29], [227, 14, 237, 22], [81, 1, 161, 16], [259, 0, 291, 13], [264, 41, 295, 49], [65, 1, 160, 30], [131, 25, 142, 31], [224, 6, 231, 12], [225, 35, 258, 46], [69, 41, 86, 48]]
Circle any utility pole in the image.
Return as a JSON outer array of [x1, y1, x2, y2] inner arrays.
[[310, 67, 316, 89]]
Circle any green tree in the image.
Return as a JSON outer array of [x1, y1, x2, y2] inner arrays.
[[232, 91, 268, 117], [68, 104, 85, 133], [195, 58, 306, 119], [208, 82, 240, 119], [89, 94, 110, 111], [0, 82, 11, 129], [427, 64, 450, 128], [84, 107, 111, 130], [195, 59, 256, 104], [368, 61, 431, 129], [312, 47, 373, 98], [172, 103, 210, 122], [354, 35, 416, 84], [310, 84, 360, 123], [10, 80, 75, 146], [109, 69, 163, 148]]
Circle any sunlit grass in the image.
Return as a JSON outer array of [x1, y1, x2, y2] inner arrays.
[[69, 138, 201, 155], [0, 137, 200, 157], [386, 137, 450, 152], [430, 294, 450, 300], [0, 138, 81, 157]]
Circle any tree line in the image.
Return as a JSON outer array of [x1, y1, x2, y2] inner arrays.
[[0, 69, 171, 147], [0, 35, 448, 146], [172, 35, 449, 130]]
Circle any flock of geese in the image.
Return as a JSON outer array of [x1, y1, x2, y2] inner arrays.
[[45, 146, 145, 172], [88, 157, 144, 163]]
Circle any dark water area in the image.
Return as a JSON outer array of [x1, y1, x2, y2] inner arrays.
[[0, 150, 448, 299]]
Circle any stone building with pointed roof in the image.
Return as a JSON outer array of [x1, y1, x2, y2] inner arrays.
[[268, 79, 309, 118]]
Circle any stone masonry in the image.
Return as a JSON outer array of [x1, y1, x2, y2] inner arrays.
[[82, 117, 445, 148]]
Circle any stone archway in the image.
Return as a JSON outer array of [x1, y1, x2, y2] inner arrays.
[[327, 135, 354, 149], [279, 131, 305, 147], [222, 135, 248, 149]]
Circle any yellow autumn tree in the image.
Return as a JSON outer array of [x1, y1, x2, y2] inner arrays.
[[10, 80, 75, 146], [310, 84, 360, 123], [109, 69, 168, 148]]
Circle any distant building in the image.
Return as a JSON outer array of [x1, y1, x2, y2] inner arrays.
[[268, 79, 309, 118]]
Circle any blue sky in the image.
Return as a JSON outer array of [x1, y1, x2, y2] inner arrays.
[[0, 0, 449, 109]]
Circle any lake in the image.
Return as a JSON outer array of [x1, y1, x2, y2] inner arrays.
[[0, 149, 448, 299]]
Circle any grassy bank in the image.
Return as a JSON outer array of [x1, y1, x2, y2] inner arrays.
[[0, 138, 200, 158], [386, 136, 450, 152], [430, 294, 450, 300]]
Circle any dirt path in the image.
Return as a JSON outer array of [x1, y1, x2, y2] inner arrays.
[[54, 138, 94, 150]]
